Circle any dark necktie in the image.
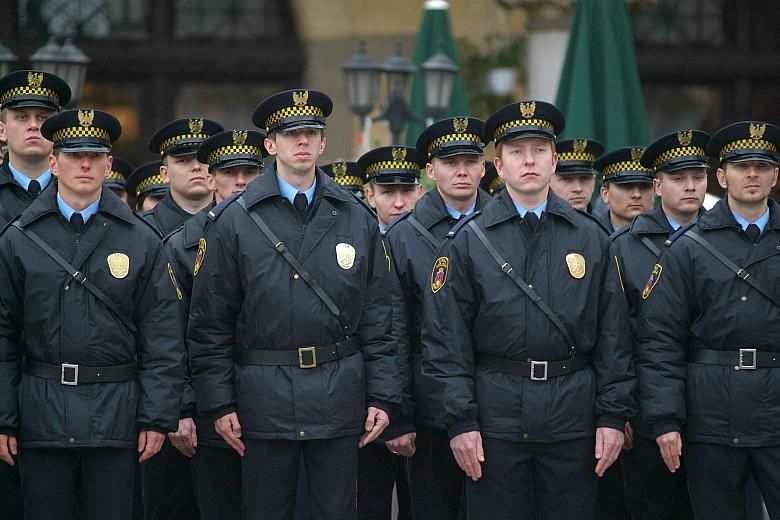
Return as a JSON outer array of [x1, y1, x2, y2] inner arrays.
[[746, 223, 760, 243], [459, 213, 467, 221], [70, 212, 84, 233], [28, 179, 41, 197], [293, 192, 308, 213], [524, 211, 539, 233]]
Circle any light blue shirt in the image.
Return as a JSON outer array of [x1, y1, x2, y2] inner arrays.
[[666, 215, 682, 231], [513, 200, 548, 219], [57, 192, 101, 224], [445, 202, 477, 220], [732, 208, 770, 233], [9, 162, 52, 192], [277, 174, 316, 206]]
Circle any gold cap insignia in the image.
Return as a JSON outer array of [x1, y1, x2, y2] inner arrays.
[[631, 148, 644, 162], [453, 117, 468, 133], [27, 71, 44, 88], [336, 243, 356, 270], [292, 90, 309, 107], [193, 238, 207, 277], [78, 109, 94, 127], [232, 129, 248, 145], [519, 101, 536, 119], [167, 263, 183, 301], [392, 147, 407, 162], [573, 139, 588, 153], [642, 263, 663, 300], [189, 118, 204, 134], [333, 162, 348, 176], [107, 252, 129, 279], [430, 256, 449, 293], [677, 130, 693, 146], [749, 122, 766, 140], [565, 253, 586, 279]]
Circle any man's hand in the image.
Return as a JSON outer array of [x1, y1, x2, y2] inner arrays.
[[623, 421, 634, 451], [0, 434, 17, 466], [169, 418, 197, 458], [359, 407, 389, 448], [450, 431, 484, 481], [386, 432, 416, 457], [595, 427, 624, 477], [656, 431, 682, 473], [138, 431, 166, 463], [215, 412, 245, 456]]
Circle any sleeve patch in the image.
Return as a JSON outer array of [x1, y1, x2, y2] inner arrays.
[[430, 256, 449, 293], [641, 263, 662, 300]]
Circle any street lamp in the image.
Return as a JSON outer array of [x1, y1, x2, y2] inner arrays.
[[0, 43, 17, 78], [376, 42, 421, 145], [30, 37, 90, 105], [342, 40, 382, 129], [420, 42, 459, 125]]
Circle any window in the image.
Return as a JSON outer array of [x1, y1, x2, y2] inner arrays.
[[174, 0, 283, 39], [17, 0, 148, 39]]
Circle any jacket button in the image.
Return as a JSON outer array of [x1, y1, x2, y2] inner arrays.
[[299, 431, 305, 438], [69, 437, 76, 444], [528, 284, 534, 289], [64, 285, 70, 291], [293, 273, 300, 280], [732, 438, 739, 444], [740, 296, 748, 302], [522, 433, 529, 439]]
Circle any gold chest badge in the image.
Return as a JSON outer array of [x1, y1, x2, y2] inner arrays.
[[336, 243, 356, 269], [565, 253, 586, 279], [106, 252, 129, 279], [431, 256, 449, 293], [193, 237, 207, 276]]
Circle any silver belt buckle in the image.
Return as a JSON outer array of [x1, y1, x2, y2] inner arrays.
[[61, 363, 79, 385], [530, 360, 548, 381], [738, 349, 756, 370]]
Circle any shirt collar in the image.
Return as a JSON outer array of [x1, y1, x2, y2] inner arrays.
[[9, 161, 52, 191], [444, 201, 477, 220], [57, 192, 101, 224], [666, 215, 682, 231], [513, 199, 548, 218], [277, 173, 316, 205], [731, 207, 770, 233]]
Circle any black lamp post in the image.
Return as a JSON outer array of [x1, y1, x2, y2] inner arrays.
[[376, 42, 421, 145], [30, 37, 90, 105], [420, 42, 459, 125], [342, 40, 382, 129], [0, 43, 17, 78]]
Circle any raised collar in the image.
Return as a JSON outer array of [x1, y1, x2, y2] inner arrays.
[[242, 161, 351, 209], [482, 187, 578, 228], [413, 187, 491, 229], [629, 205, 673, 236], [697, 197, 780, 232], [19, 182, 136, 227]]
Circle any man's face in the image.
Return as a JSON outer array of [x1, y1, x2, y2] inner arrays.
[[139, 193, 165, 212], [160, 154, 210, 199], [0, 107, 54, 161], [427, 154, 484, 202], [717, 160, 778, 205], [51, 151, 111, 199], [365, 183, 423, 228], [264, 128, 325, 175], [550, 173, 596, 211], [208, 165, 261, 202], [495, 138, 557, 198], [655, 168, 707, 216], [600, 181, 654, 223]]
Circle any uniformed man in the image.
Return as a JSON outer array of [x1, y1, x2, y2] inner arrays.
[[594, 147, 655, 232], [104, 156, 133, 205], [637, 121, 780, 520], [360, 146, 424, 231], [550, 138, 603, 212], [126, 160, 167, 213], [143, 117, 223, 235], [0, 108, 185, 520], [188, 89, 400, 520], [322, 160, 365, 199], [480, 160, 504, 198], [0, 68, 71, 520], [420, 100, 636, 520], [382, 116, 492, 520]]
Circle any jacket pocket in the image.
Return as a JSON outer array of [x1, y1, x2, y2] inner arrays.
[[92, 381, 139, 443], [18, 377, 67, 441]]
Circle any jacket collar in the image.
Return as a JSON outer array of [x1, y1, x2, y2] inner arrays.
[[697, 197, 780, 232], [19, 182, 136, 227], [629, 206, 673, 235], [483, 187, 578, 228], [413, 187, 492, 229], [242, 161, 352, 208]]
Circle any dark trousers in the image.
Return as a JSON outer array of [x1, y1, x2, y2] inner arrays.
[[686, 442, 779, 520], [192, 444, 243, 520], [466, 437, 598, 520], [357, 442, 412, 520], [243, 435, 360, 520], [140, 437, 200, 520], [408, 426, 465, 520], [623, 436, 693, 520], [594, 455, 629, 520], [18, 447, 136, 520], [0, 459, 24, 520]]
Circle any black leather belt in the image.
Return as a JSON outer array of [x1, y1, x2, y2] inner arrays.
[[690, 348, 780, 370], [235, 337, 359, 369], [476, 352, 590, 381], [24, 359, 137, 386]]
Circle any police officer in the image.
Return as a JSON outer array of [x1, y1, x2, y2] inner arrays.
[[360, 146, 424, 231], [0, 108, 185, 520], [144, 117, 223, 235], [187, 89, 400, 520], [609, 130, 710, 520], [104, 156, 134, 205], [383, 116, 492, 520], [0, 68, 71, 520], [550, 138, 603, 213], [480, 160, 505, 198], [637, 121, 780, 520], [126, 160, 167, 213], [594, 147, 655, 232], [421, 100, 636, 520], [322, 160, 365, 200]]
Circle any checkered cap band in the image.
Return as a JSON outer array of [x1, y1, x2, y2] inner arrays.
[[558, 151, 596, 162], [427, 133, 483, 157], [489, 176, 505, 194], [206, 145, 264, 166], [265, 106, 325, 130], [652, 146, 707, 170], [106, 170, 125, 182], [602, 161, 653, 179], [52, 126, 111, 142], [0, 86, 60, 106], [135, 174, 166, 198], [365, 161, 421, 177], [494, 118, 554, 143], [159, 133, 210, 155], [719, 139, 777, 161], [333, 175, 364, 187]]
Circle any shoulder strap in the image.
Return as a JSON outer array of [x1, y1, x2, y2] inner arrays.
[[638, 235, 662, 258], [406, 215, 440, 249], [236, 197, 349, 332], [11, 222, 138, 334], [684, 229, 780, 309], [466, 219, 577, 352]]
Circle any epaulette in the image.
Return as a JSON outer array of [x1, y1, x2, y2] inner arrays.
[[383, 210, 412, 236], [162, 223, 184, 244], [208, 193, 241, 221], [576, 208, 612, 236], [133, 212, 164, 238], [446, 210, 482, 239], [666, 221, 698, 247], [609, 225, 631, 242]]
